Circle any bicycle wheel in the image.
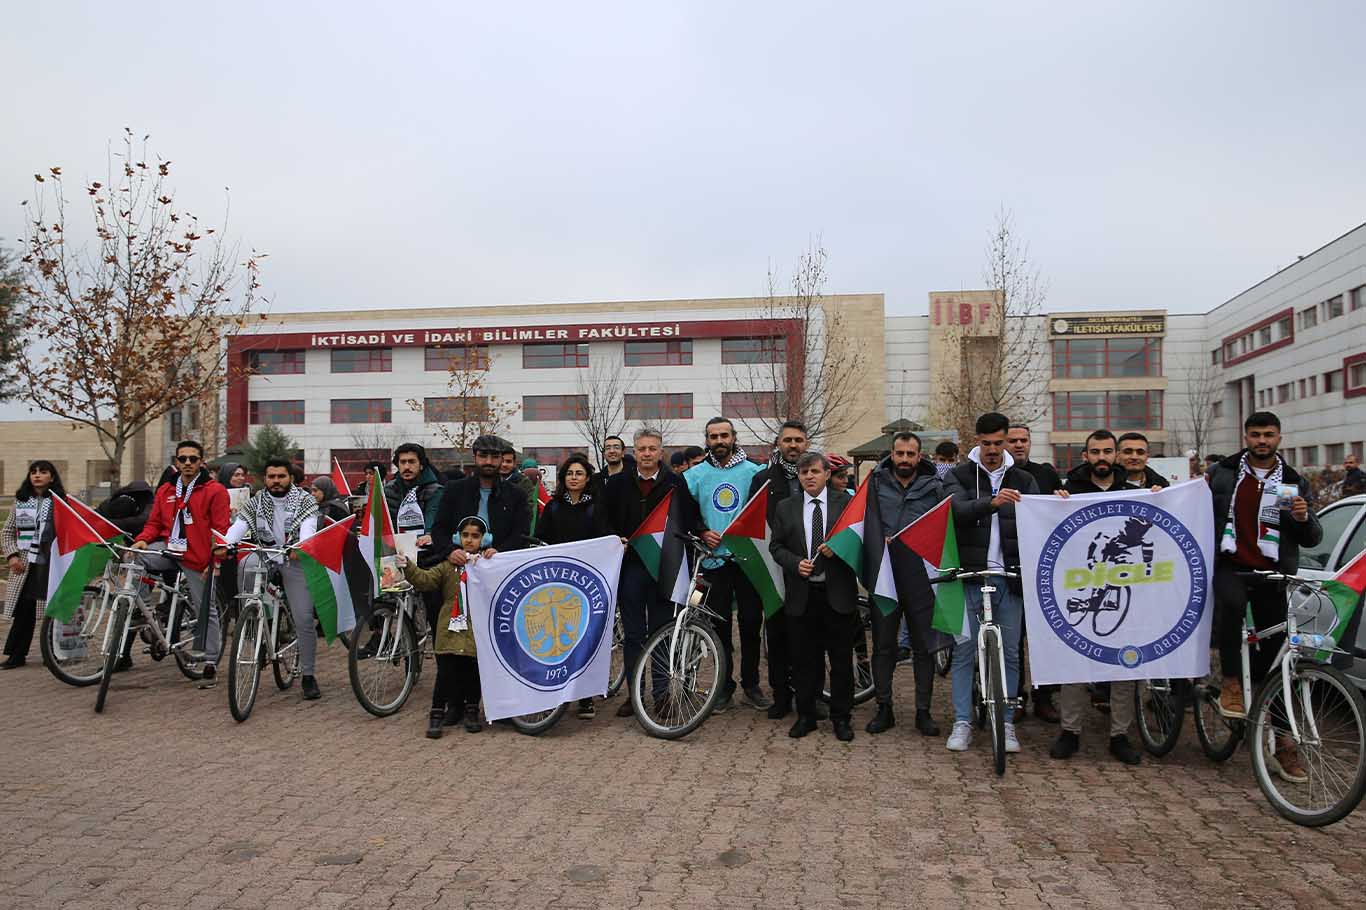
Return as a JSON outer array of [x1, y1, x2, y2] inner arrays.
[[823, 599, 876, 705], [606, 612, 627, 698], [94, 600, 132, 714], [633, 617, 725, 739], [170, 587, 209, 681], [348, 604, 418, 717], [510, 703, 569, 736], [228, 603, 264, 723], [1093, 586, 1131, 638], [1134, 678, 1186, 757], [42, 588, 114, 687], [1248, 663, 1366, 827], [984, 634, 1006, 776], [272, 601, 298, 690], [1193, 664, 1244, 762]]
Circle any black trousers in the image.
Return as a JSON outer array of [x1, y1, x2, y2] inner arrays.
[[766, 609, 793, 704], [431, 654, 481, 711], [869, 583, 937, 712], [1214, 561, 1287, 685], [4, 568, 47, 659], [792, 585, 857, 721], [703, 562, 763, 693]]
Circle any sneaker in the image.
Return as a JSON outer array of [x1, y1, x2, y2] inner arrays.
[[1004, 722, 1021, 753], [197, 663, 217, 689], [713, 691, 734, 714], [1272, 738, 1309, 783], [946, 721, 973, 752], [741, 685, 773, 710], [577, 698, 595, 720], [1219, 677, 1245, 716], [615, 700, 634, 718]]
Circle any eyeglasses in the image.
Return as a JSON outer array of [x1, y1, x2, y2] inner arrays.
[[175, 455, 201, 464]]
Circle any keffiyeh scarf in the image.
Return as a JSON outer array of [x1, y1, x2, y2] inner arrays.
[[242, 485, 319, 546], [1219, 453, 1283, 563]]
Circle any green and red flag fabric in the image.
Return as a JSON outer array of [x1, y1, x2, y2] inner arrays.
[[297, 516, 359, 643], [895, 497, 967, 640], [629, 488, 691, 606], [826, 473, 871, 576], [67, 495, 127, 544], [44, 495, 117, 623], [530, 481, 551, 535], [358, 468, 396, 595], [719, 481, 785, 617], [1318, 547, 1366, 659]]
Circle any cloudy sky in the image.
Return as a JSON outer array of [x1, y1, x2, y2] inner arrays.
[[3, 1, 1364, 324]]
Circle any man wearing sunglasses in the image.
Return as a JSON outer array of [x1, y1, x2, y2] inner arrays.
[[132, 440, 231, 686]]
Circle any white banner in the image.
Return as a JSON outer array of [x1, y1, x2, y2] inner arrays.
[[466, 536, 624, 721], [1018, 479, 1215, 684]]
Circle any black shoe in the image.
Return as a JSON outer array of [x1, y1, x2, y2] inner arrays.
[[813, 700, 830, 720], [914, 709, 940, 737], [788, 716, 818, 738], [1109, 734, 1142, 766], [615, 700, 635, 718], [1, 656, 25, 669], [463, 705, 482, 733], [866, 704, 896, 735], [832, 719, 855, 742], [713, 690, 734, 714], [444, 702, 461, 726], [767, 699, 792, 720], [114, 656, 134, 673], [197, 663, 216, 689], [1050, 730, 1080, 759], [301, 675, 321, 700], [577, 698, 596, 720], [741, 685, 773, 710], [426, 709, 445, 739]]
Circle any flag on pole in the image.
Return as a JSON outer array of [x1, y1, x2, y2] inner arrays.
[[67, 495, 127, 543], [719, 481, 785, 617], [1318, 547, 1366, 660], [358, 468, 396, 595], [628, 488, 691, 606], [44, 495, 117, 623], [530, 481, 551, 535], [297, 516, 358, 642], [826, 473, 871, 575], [330, 457, 353, 497], [895, 498, 967, 640]]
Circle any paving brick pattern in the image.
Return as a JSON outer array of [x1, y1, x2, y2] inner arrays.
[[1, 617, 1363, 909]]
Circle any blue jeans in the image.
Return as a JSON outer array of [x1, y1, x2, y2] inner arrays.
[[950, 581, 1023, 724]]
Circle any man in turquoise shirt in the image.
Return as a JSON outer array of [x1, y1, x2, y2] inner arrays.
[[685, 416, 767, 712]]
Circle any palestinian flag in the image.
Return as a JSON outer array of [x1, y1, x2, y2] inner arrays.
[[67, 495, 127, 543], [530, 481, 551, 535], [358, 468, 396, 595], [1317, 547, 1366, 660], [719, 481, 785, 617], [628, 488, 691, 606], [44, 495, 117, 623], [896, 497, 967, 640], [826, 473, 871, 575], [330, 456, 353, 497], [297, 516, 359, 643]]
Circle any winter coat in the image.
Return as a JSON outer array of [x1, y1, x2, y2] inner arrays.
[[536, 495, 603, 546], [430, 475, 531, 560], [310, 476, 351, 525], [748, 459, 802, 524], [870, 457, 943, 533], [403, 559, 476, 657], [3, 498, 56, 619], [599, 468, 694, 571], [1015, 459, 1063, 495], [1063, 463, 1130, 495], [500, 470, 538, 524], [383, 466, 444, 534], [588, 453, 636, 497], [1207, 450, 1323, 575], [942, 453, 1039, 578], [135, 469, 231, 572], [97, 481, 155, 537]]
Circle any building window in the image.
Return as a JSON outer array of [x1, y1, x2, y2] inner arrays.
[[1326, 443, 1346, 466], [1051, 338, 1161, 378], [330, 448, 390, 482], [1276, 383, 1292, 404], [1324, 295, 1345, 320], [721, 337, 786, 364], [1051, 444, 1086, 473], [1298, 307, 1318, 331], [1354, 442, 1365, 461], [425, 345, 489, 372], [1258, 326, 1273, 347], [330, 398, 392, 423], [523, 446, 588, 467], [249, 400, 305, 424], [1277, 316, 1293, 339], [424, 396, 490, 423], [248, 350, 305, 375], [624, 339, 693, 366], [624, 392, 694, 420], [523, 394, 589, 421], [1300, 446, 1318, 467], [523, 343, 589, 369], [1052, 391, 1162, 431], [1211, 401, 1223, 419], [1298, 379, 1307, 398], [1310, 375, 1318, 396], [722, 390, 783, 417], [1349, 361, 1366, 393], [1211, 348, 1221, 365], [330, 347, 392, 373], [1352, 285, 1366, 312], [1325, 369, 1342, 393]]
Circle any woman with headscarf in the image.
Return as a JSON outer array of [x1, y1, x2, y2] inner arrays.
[[3, 460, 67, 668], [214, 461, 251, 632], [309, 476, 352, 525]]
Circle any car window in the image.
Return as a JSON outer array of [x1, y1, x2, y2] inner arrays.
[[1337, 510, 1366, 571], [1300, 505, 1359, 570]]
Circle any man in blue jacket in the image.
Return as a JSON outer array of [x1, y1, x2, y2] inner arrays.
[[686, 416, 767, 712]]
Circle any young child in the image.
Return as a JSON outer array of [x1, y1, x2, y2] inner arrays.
[[404, 515, 492, 739]]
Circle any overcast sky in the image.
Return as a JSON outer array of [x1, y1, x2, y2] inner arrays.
[[4, 1, 1364, 325]]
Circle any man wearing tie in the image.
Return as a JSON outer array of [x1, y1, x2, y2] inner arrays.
[[769, 452, 859, 742]]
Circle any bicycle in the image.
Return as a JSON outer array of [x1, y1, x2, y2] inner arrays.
[[630, 533, 728, 739], [93, 546, 212, 713], [931, 567, 1020, 776], [41, 562, 122, 687], [348, 579, 428, 717], [225, 546, 301, 722]]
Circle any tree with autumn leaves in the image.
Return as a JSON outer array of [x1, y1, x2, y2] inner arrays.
[[15, 130, 265, 485]]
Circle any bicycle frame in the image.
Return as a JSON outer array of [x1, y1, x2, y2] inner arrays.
[[663, 540, 729, 676], [102, 558, 189, 661], [237, 560, 294, 668], [977, 577, 1011, 720]]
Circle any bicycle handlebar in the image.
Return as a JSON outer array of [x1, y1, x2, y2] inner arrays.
[[929, 568, 1021, 584], [1234, 569, 1322, 587]]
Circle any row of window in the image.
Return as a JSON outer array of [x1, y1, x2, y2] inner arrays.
[[248, 337, 787, 376], [1051, 338, 1161, 379], [1051, 391, 1163, 432], [1215, 285, 1366, 366], [1297, 442, 1366, 469], [1254, 362, 1366, 409], [249, 391, 784, 425], [1300, 285, 1366, 330], [1051, 443, 1167, 473]]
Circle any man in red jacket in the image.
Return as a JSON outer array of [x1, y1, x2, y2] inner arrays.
[[132, 439, 231, 687]]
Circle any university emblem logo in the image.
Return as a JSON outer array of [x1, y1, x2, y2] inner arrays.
[[712, 482, 741, 513], [489, 557, 611, 690]]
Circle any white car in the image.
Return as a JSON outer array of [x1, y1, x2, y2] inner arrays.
[[1295, 494, 1366, 689]]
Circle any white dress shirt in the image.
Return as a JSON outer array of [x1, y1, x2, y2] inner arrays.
[[802, 486, 829, 582]]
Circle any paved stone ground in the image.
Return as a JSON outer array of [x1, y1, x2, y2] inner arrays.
[[2, 617, 1364, 910]]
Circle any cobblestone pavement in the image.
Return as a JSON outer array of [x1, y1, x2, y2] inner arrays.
[[2, 617, 1364, 910]]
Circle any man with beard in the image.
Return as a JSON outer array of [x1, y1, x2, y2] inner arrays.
[[496, 441, 537, 524], [431, 435, 530, 561], [218, 457, 326, 700], [385, 444, 444, 546], [685, 417, 767, 712], [746, 420, 810, 717], [1050, 429, 1143, 765], [1117, 433, 1170, 491]]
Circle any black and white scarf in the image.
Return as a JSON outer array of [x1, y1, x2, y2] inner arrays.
[[169, 474, 200, 551], [706, 446, 749, 470], [241, 485, 319, 546], [1219, 453, 1283, 563], [15, 496, 52, 563]]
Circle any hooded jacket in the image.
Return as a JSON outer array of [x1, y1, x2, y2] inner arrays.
[[871, 455, 943, 533], [135, 467, 230, 572], [1063, 462, 1127, 495], [1207, 450, 1323, 574], [97, 481, 155, 537], [942, 448, 1038, 577]]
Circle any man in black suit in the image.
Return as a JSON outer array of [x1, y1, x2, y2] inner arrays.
[[768, 452, 859, 742]]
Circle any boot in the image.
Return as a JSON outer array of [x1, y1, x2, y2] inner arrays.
[[426, 709, 445, 739], [463, 705, 482, 733], [865, 703, 895, 735]]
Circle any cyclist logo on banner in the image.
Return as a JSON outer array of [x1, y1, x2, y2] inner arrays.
[[1019, 479, 1216, 685]]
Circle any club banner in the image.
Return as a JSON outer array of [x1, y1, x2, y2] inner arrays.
[[466, 536, 624, 721], [1018, 478, 1215, 684]]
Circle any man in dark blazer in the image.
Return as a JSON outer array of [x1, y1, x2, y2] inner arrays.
[[768, 451, 859, 742]]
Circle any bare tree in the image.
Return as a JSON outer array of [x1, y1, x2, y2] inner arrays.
[[724, 241, 870, 447], [16, 130, 264, 485], [574, 359, 636, 467], [0, 246, 24, 401], [405, 348, 519, 455], [930, 208, 1049, 441], [1177, 357, 1224, 462]]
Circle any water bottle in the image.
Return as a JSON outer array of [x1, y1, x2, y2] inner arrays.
[[1289, 632, 1334, 651]]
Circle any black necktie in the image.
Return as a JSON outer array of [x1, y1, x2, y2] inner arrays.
[[810, 498, 823, 559]]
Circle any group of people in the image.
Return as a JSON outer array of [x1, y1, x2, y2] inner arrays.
[[0, 409, 1329, 779]]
